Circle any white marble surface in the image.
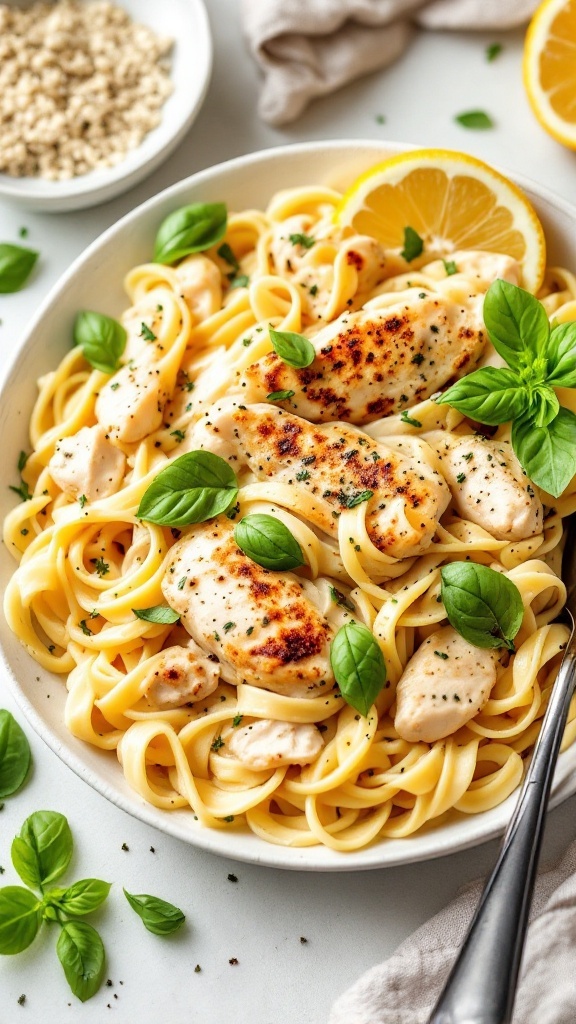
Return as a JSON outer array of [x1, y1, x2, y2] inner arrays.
[[1, 3, 576, 1022]]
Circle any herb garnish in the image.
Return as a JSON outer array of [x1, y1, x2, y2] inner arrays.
[[288, 233, 315, 249], [133, 606, 180, 624], [234, 514, 305, 571], [91, 557, 109, 577], [400, 227, 424, 262], [123, 890, 185, 936], [0, 244, 39, 293], [269, 329, 315, 369], [267, 390, 295, 402], [330, 622, 387, 718], [138, 451, 238, 527], [440, 562, 524, 651], [443, 259, 458, 276], [217, 243, 239, 273], [73, 312, 127, 375], [0, 711, 31, 799], [437, 279, 576, 496], [140, 322, 156, 342], [153, 203, 227, 264], [486, 43, 503, 62], [400, 411, 422, 427], [455, 110, 494, 130]]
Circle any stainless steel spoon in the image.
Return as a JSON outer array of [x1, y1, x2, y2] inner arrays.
[[428, 528, 576, 1024]]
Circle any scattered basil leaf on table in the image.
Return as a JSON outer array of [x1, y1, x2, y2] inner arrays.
[[153, 203, 227, 264], [437, 279, 576, 496], [0, 244, 39, 294], [454, 110, 494, 130], [486, 42, 503, 62], [73, 311, 127, 374], [56, 920, 105, 1002], [137, 451, 238, 527], [330, 622, 387, 718], [0, 887, 42, 955], [400, 226, 424, 262], [234, 514, 305, 571], [269, 329, 315, 369], [11, 810, 73, 891], [0, 710, 31, 799], [133, 605, 181, 624], [123, 890, 185, 936], [440, 562, 524, 651], [57, 879, 112, 917]]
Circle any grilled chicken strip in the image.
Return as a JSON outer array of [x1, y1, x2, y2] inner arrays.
[[237, 289, 486, 424], [161, 519, 348, 698], [190, 401, 450, 560]]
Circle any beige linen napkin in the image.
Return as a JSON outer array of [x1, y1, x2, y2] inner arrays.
[[241, 0, 540, 125], [329, 837, 576, 1024]]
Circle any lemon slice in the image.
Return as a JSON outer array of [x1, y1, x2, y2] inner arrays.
[[523, 0, 576, 151], [334, 148, 546, 293]]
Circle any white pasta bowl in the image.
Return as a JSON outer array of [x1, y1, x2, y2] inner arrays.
[[2, 140, 576, 871], [0, 0, 212, 212]]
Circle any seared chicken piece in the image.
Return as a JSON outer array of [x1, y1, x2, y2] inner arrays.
[[174, 254, 222, 323], [48, 424, 126, 501], [237, 290, 486, 424], [145, 641, 220, 709], [161, 519, 337, 698], [190, 401, 449, 560], [435, 435, 543, 542], [228, 719, 323, 770], [394, 626, 499, 743], [96, 342, 176, 444]]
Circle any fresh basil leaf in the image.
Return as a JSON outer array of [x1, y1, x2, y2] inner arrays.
[[531, 385, 560, 428], [330, 622, 386, 718], [73, 311, 127, 375], [437, 367, 528, 424], [133, 605, 180, 624], [0, 887, 41, 954], [440, 562, 524, 651], [234, 514, 305, 571], [153, 203, 227, 264], [137, 451, 238, 527], [56, 921, 105, 1002], [123, 889, 185, 936], [11, 811, 73, 891], [269, 329, 315, 369], [546, 321, 576, 387], [483, 280, 550, 371], [455, 110, 494, 129], [217, 242, 239, 272], [486, 42, 503, 62], [0, 710, 31, 799], [56, 879, 112, 918], [0, 244, 39, 293], [400, 226, 423, 262], [512, 407, 576, 498]]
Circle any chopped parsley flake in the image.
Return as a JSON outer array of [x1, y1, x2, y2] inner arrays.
[[211, 735, 224, 752], [9, 480, 31, 502], [223, 621, 235, 633], [79, 619, 93, 636], [288, 233, 315, 249], [91, 557, 110, 577], [110, 382, 120, 390], [140, 322, 156, 342], [170, 429, 186, 442], [229, 274, 249, 290], [267, 390, 295, 402], [296, 470, 310, 481], [443, 259, 457, 276], [217, 242, 239, 273], [486, 42, 503, 62], [329, 586, 355, 611], [78, 494, 87, 509], [434, 650, 449, 660], [400, 411, 422, 427], [17, 450, 28, 472], [341, 489, 373, 509], [411, 353, 425, 365], [400, 226, 424, 262], [232, 715, 243, 728], [456, 472, 466, 483], [246, 626, 254, 636], [177, 576, 187, 590], [309, 284, 318, 297]]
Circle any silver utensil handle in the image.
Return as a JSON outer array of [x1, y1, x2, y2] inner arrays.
[[427, 628, 576, 1024]]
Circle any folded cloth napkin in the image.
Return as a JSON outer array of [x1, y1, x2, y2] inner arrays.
[[329, 836, 576, 1024], [241, 0, 540, 125]]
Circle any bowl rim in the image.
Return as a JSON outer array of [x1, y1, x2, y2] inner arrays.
[[0, 0, 213, 207], [3, 137, 576, 871]]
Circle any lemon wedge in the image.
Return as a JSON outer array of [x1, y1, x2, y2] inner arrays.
[[334, 148, 546, 293], [524, 0, 576, 151]]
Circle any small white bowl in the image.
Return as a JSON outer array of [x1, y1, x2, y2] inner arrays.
[[0, 0, 212, 212]]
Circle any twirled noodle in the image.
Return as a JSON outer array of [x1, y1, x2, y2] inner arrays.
[[4, 182, 576, 852]]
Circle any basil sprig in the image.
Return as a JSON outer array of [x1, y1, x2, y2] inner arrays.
[[133, 605, 180, 624], [138, 451, 238, 527], [0, 811, 109, 1000], [440, 562, 524, 651], [0, 243, 39, 293], [123, 889, 185, 936], [437, 279, 576, 496], [73, 311, 127, 375], [153, 203, 227, 264], [269, 329, 315, 369], [234, 514, 305, 571], [0, 710, 31, 799], [330, 622, 387, 718]]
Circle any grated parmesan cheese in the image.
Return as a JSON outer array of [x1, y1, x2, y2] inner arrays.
[[0, 0, 173, 180]]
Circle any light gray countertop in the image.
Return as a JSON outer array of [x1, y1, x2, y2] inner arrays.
[[1, 4, 575, 1021]]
